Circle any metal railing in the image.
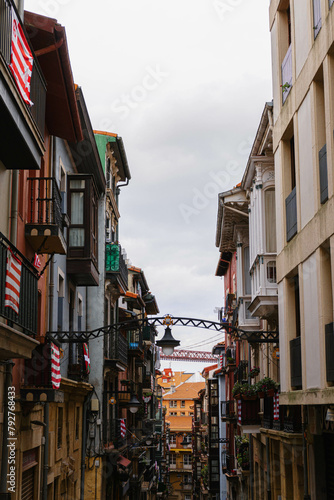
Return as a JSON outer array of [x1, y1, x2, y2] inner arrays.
[[225, 455, 236, 475], [0, 232, 38, 336], [128, 329, 143, 351], [27, 177, 63, 227], [221, 400, 236, 420], [68, 343, 89, 382], [234, 360, 248, 383], [104, 330, 128, 365], [105, 243, 128, 287], [0, 0, 46, 137]]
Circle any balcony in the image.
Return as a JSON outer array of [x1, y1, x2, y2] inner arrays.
[[68, 343, 89, 382], [127, 329, 143, 355], [221, 400, 237, 421], [106, 242, 128, 294], [0, 0, 45, 170], [104, 331, 128, 370], [25, 177, 66, 255], [234, 360, 248, 383], [0, 233, 39, 359], [290, 336, 302, 389], [22, 341, 63, 402], [249, 256, 278, 320], [237, 399, 261, 426], [281, 44, 292, 104]]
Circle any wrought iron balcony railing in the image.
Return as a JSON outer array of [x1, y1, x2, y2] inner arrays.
[[0, 232, 38, 336], [104, 330, 128, 367], [128, 329, 143, 352], [68, 343, 89, 382], [0, 0, 46, 137], [234, 360, 248, 383]]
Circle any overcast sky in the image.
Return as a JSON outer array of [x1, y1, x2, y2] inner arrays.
[[25, 0, 272, 369]]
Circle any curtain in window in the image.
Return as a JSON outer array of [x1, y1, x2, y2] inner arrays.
[[70, 192, 84, 246], [265, 190, 277, 253]]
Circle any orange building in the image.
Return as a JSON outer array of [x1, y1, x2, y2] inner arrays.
[[163, 377, 205, 500], [157, 369, 193, 393]]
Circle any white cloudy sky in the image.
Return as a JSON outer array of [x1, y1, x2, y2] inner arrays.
[[25, 0, 272, 370]]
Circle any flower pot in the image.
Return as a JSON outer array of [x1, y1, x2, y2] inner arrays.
[[242, 395, 257, 401], [266, 389, 275, 397], [257, 391, 265, 399], [233, 393, 242, 400]]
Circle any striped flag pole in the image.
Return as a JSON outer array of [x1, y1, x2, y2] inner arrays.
[[51, 342, 61, 389]]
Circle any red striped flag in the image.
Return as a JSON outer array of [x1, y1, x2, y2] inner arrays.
[[51, 342, 61, 389], [5, 250, 21, 315], [83, 343, 90, 374], [120, 419, 126, 438], [9, 8, 33, 106], [33, 253, 41, 269]]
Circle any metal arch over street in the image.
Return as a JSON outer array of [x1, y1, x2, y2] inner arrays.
[[49, 316, 279, 344]]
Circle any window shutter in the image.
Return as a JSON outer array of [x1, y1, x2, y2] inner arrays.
[[285, 187, 297, 242], [290, 336, 302, 388], [325, 323, 334, 382], [319, 144, 328, 204]]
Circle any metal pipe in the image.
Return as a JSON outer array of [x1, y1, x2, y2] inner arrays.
[[0, 361, 14, 494], [80, 394, 90, 500], [42, 403, 49, 500], [266, 436, 271, 500]]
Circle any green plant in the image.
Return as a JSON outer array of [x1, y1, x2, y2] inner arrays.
[[256, 377, 278, 393], [236, 435, 249, 470], [240, 383, 257, 397], [227, 357, 235, 364], [249, 366, 260, 378], [281, 82, 291, 93], [232, 381, 243, 397], [201, 464, 208, 486]]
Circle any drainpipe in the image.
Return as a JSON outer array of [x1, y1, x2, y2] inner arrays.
[[80, 394, 90, 500], [42, 403, 49, 500], [266, 436, 271, 500], [0, 361, 14, 495]]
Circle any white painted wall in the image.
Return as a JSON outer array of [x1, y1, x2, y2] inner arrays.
[[297, 92, 316, 229], [303, 253, 321, 389], [274, 146, 284, 255], [294, 0, 311, 77]]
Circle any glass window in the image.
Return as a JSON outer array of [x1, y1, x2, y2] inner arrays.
[[169, 401, 177, 408], [181, 400, 185, 407], [243, 246, 251, 295], [265, 189, 277, 253], [183, 455, 191, 465], [267, 261, 277, 283]]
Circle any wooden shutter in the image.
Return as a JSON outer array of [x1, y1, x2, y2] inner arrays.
[[325, 323, 334, 382], [285, 187, 297, 242], [290, 337, 302, 388], [21, 467, 35, 500], [319, 144, 328, 204]]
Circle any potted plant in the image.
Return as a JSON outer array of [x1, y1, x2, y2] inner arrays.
[[227, 357, 236, 365], [240, 383, 257, 400], [249, 366, 260, 378], [256, 377, 278, 397], [236, 435, 250, 471], [232, 381, 243, 399]]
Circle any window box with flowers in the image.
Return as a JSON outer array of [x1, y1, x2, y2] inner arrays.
[[249, 367, 260, 378], [256, 377, 278, 398]]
